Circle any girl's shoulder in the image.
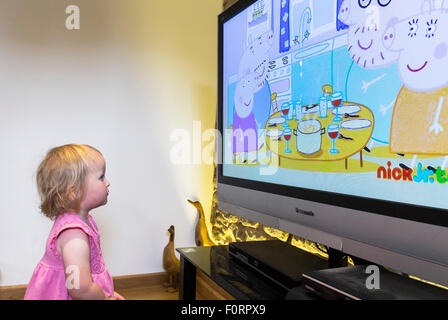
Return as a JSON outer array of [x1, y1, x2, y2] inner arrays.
[[53, 212, 91, 232], [48, 212, 96, 258], [50, 213, 96, 242]]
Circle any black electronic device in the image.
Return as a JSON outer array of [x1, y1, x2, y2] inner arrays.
[[229, 240, 328, 290], [302, 265, 448, 300]]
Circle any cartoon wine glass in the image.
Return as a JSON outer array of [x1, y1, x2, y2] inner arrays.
[[331, 91, 343, 122], [283, 128, 292, 154], [327, 124, 339, 154], [281, 102, 290, 128]]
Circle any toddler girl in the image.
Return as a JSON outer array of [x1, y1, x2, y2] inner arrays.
[[24, 144, 124, 300]]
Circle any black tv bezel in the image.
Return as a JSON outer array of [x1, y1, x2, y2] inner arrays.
[[217, 0, 448, 228]]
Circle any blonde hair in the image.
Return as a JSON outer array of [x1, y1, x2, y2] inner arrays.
[[36, 144, 102, 220]]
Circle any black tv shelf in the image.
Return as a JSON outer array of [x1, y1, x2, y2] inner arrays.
[[177, 241, 448, 300]]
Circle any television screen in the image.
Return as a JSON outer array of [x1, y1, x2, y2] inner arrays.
[[220, 0, 448, 224]]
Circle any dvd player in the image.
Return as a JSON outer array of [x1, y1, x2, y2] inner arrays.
[[229, 240, 328, 290], [302, 265, 448, 300]]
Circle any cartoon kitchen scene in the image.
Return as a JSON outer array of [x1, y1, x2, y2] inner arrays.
[[224, 0, 448, 174]]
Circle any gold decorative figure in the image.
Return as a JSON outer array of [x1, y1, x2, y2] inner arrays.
[[162, 225, 180, 292], [188, 200, 215, 246]]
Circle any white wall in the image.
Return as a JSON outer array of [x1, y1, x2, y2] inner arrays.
[[0, 0, 221, 286]]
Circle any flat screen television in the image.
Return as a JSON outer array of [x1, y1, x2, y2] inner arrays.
[[217, 0, 448, 286]]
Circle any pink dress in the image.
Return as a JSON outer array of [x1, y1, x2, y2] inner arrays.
[[24, 212, 114, 300]]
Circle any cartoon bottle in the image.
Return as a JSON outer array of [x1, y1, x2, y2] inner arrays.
[[319, 84, 333, 119]]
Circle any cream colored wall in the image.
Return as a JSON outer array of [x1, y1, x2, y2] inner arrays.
[[0, 0, 221, 286]]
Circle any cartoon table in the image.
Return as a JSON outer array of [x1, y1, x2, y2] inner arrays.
[[264, 102, 374, 170]]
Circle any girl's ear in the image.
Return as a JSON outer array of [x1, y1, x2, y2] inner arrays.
[[67, 185, 78, 202]]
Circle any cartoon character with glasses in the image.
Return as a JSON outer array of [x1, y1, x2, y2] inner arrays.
[[338, 0, 422, 152], [338, 0, 408, 68]]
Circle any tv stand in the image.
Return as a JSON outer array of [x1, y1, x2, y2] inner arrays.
[[177, 244, 316, 300], [177, 243, 448, 300]]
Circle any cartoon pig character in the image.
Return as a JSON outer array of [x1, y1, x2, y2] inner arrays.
[[232, 69, 258, 163], [338, 0, 422, 151], [383, 0, 448, 91], [236, 29, 274, 159], [338, 0, 408, 68], [383, 0, 448, 169], [238, 30, 274, 91]]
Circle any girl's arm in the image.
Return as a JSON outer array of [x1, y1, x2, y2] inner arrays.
[[57, 228, 114, 300]]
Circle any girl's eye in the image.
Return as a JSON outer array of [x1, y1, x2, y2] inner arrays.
[[358, 0, 372, 9], [408, 19, 419, 38], [425, 19, 438, 38], [377, 0, 391, 7]]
